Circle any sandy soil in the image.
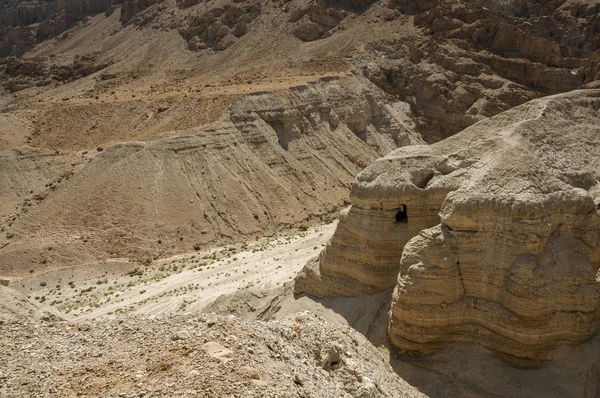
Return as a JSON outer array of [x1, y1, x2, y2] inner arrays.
[[16, 222, 337, 319]]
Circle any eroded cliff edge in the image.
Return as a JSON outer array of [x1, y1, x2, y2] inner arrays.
[[0, 76, 423, 275], [295, 89, 600, 362]]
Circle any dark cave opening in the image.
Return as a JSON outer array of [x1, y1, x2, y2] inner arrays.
[[395, 205, 408, 224]]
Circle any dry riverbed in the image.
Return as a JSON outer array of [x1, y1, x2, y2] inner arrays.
[[17, 222, 336, 319]]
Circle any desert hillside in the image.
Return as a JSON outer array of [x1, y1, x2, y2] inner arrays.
[[1, 0, 599, 275], [1, 0, 600, 397]]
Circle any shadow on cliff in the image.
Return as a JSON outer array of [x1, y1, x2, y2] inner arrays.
[[387, 332, 600, 398], [204, 283, 600, 397], [294, 289, 600, 398], [292, 289, 394, 347]]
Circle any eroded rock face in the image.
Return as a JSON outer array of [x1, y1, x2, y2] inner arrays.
[[1, 54, 111, 92], [179, 1, 259, 51], [0, 77, 422, 275], [0, 0, 122, 56], [362, 0, 600, 142], [291, 0, 376, 42], [120, 0, 159, 24], [296, 89, 600, 362]]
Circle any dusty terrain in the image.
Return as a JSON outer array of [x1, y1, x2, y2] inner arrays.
[[10, 223, 336, 318], [1, 289, 425, 398], [1, 76, 417, 275], [2, 0, 600, 397], [1, 225, 427, 398], [4, 221, 600, 397], [2, 0, 600, 274]]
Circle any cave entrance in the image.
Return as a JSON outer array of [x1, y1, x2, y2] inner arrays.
[[395, 205, 408, 224]]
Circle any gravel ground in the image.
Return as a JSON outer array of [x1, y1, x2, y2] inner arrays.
[[0, 298, 424, 398]]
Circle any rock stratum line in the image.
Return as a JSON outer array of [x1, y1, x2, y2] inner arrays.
[[296, 89, 600, 363]]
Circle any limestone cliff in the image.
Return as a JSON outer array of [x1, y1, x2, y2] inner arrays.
[[296, 89, 600, 362]]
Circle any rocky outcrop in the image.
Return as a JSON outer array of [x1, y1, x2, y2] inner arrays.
[[0, 0, 120, 28], [0, 77, 422, 275], [1, 54, 111, 92], [178, 0, 261, 51], [291, 0, 376, 42], [0, 0, 123, 56], [296, 89, 600, 363], [120, 0, 159, 24], [295, 146, 460, 297], [583, 50, 600, 84], [362, 0, 600, 142]]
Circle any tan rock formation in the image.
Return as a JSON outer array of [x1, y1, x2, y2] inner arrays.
[[0, 0, 122, 56], [363, 0, 600, 141], [291, 0, 375, 42], [0, 77, 422, 275], [177, 0, 261, 51], [297, 89, 600, 362]]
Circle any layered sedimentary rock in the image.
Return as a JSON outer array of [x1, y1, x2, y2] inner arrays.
[[0, 77, 421, 275], [296, 89, 600, 362], [0, 0, 123, 56], [295, 147, 461, 296], [363, 0, 600, 141], [178, 0, 261, 51], [290, 0, 376, 42]]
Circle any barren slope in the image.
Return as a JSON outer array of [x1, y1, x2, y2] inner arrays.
[[1, 1, 600, 397], [0, 76, 423, 275], [1, 0, 600, 276], [0, 284, 424, 398]]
